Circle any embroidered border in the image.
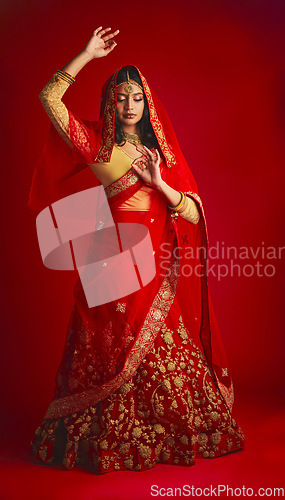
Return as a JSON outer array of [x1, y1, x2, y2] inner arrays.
[[105, 169, 140, 199], [139, 72, 176, 168], [95, 74, 117, 163]]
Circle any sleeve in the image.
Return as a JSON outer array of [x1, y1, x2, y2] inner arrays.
[[178, 195, 201, 224], [39, 72, 99, 165], [39, 73, 73, 148]]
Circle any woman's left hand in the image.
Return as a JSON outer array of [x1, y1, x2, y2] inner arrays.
[[131, 146, 163, 189]]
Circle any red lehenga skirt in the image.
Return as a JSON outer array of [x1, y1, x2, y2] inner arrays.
[[30, 297, 244, 473], [30, 171, 245, 473]]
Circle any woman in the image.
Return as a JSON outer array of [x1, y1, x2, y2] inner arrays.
[[29, 26, 245, 473]]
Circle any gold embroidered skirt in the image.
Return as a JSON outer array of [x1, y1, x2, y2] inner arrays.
[[30, 297, 245, 473]]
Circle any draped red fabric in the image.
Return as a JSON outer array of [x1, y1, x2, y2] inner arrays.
[[28, 64, 234, 420]]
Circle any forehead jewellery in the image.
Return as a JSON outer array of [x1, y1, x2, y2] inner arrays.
[[116, 70, 143, 94]]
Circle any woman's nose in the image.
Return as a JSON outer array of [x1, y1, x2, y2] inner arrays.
[[125, 97, 134, 110]]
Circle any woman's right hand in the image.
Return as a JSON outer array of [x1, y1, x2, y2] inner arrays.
[[83, 26, 119, 59]]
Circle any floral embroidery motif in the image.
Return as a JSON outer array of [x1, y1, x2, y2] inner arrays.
[[116, 302, 126, 313]]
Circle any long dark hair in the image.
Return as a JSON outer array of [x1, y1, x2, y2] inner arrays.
[[114, 66, 159, 149]]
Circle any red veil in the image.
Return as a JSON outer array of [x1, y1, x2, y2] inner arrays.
[[28, 64, 234, 420]]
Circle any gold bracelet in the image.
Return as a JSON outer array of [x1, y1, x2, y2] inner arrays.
[[176, 196, 189, 214], [55, 73, 74, 85], [58, 69, 75, 81], [167, 191, 186, 211], [56, 69, 75, 85]]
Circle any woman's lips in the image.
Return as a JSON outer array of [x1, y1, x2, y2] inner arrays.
[[124, 114, 136, 118]]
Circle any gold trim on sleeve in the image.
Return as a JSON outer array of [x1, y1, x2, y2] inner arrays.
[[178, 195, 200, 225], [39, 73, 72, 148]]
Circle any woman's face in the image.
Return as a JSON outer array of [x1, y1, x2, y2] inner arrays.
[[116, 82, 144, 129]]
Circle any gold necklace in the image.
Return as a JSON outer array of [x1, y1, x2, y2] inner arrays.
[[124, 132, 141, 146]]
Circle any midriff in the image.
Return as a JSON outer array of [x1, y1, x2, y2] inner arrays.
[[115, 183, 156, 211]]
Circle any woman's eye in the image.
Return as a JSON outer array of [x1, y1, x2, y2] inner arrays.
[[117, 97, 143, 102]]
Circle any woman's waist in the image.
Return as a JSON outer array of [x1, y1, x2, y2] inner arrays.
[[112, 185, 157, 211]]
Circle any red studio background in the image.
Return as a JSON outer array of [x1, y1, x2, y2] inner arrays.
[[0, 1, 284, 499]]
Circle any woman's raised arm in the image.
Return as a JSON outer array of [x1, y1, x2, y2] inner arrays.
[[39, 27, 119, 148]]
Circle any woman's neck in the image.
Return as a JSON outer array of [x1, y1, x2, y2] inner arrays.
[[122, 125, 140, 135]]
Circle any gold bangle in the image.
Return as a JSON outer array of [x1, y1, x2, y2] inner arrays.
[[167, 191, 185, 211], [177, 196, 189, 214], [58, 69, 75, 81], [56, 69, 75, 84], [55, 73, 74, 85]]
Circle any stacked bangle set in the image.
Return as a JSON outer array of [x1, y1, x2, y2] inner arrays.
[[56, 69, 75, 85], [167, 191, 190, 218]]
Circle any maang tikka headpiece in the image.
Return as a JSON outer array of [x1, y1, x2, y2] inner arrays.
[[116, 69, 143, 94]]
